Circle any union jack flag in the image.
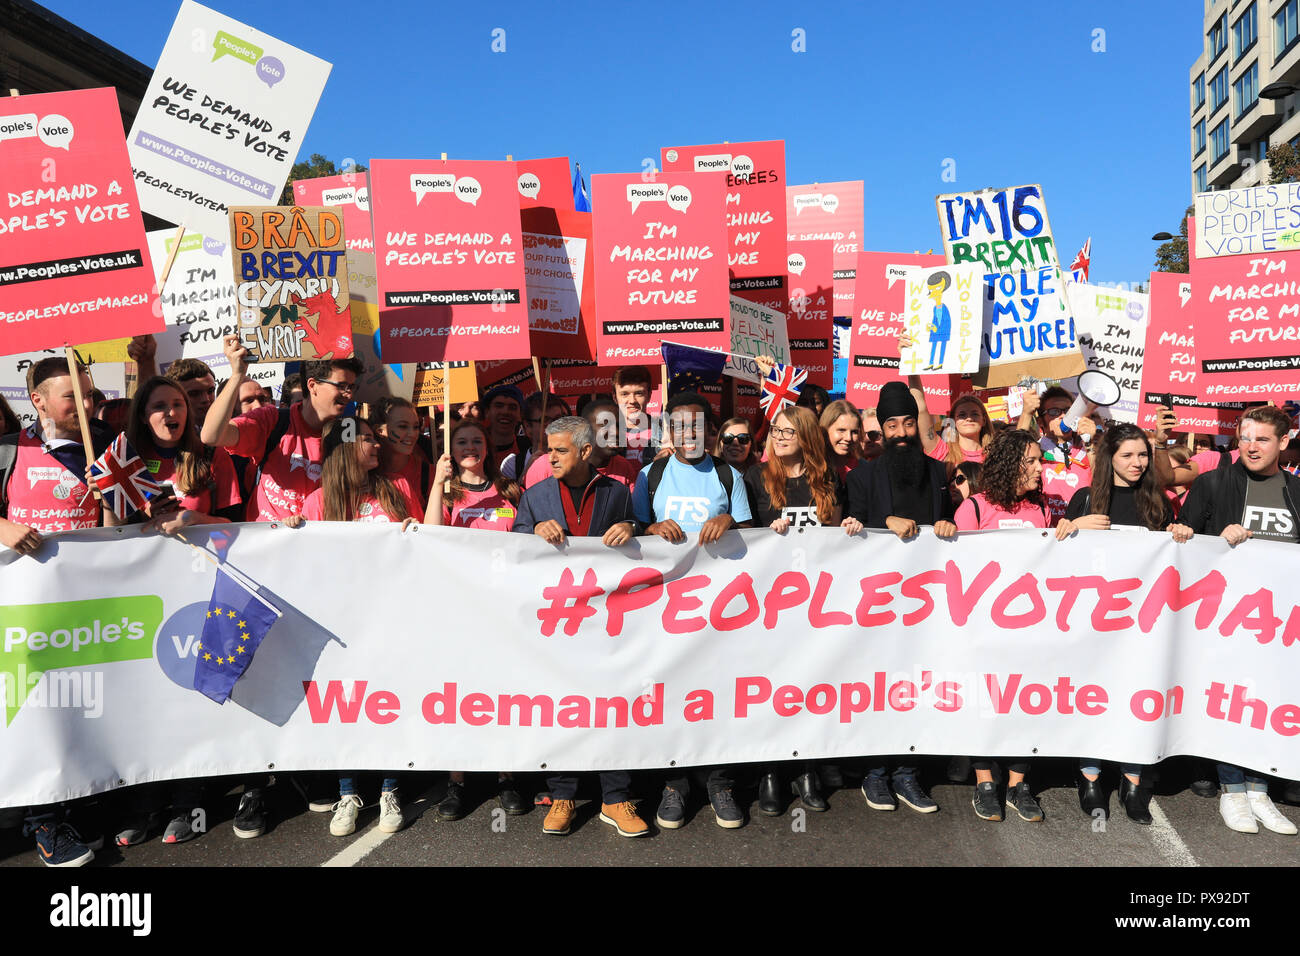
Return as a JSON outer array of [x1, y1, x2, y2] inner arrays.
[[759, 363, 808, 422], [1070, 237, 1091, 282], [89, 433, 161, 521]]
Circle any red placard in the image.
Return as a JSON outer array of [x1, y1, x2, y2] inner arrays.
[[661, 140, 787, 316], [292, 172, 373, 252], [475, 357, 616, 399], [475, 357, 535, 397], [1188, 217, 1300, 401], [371, 159, 530, 363], [1139, 270, 1242, 436], [515, 157, 573, 211], [786, 240, 834, 389], [846, 251, 955, 409], [0, 88, 160, 356], [522, 207, 595, 360], [787, 181, 864, 319], [591, 171, 729, 365]]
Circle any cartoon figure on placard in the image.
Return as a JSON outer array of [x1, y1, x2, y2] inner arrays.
[[924, 271, 952, 371]]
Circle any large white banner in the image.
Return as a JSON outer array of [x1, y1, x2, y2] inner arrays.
[[1, 524, 1298, 808], [128, 0, 332, 238]]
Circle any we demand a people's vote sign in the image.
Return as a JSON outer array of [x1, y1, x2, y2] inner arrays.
[[0, 524, 1297, 808]]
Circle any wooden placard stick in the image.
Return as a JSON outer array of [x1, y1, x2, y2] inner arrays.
[[442, 361, 452, 493], [155, 222, 187, 295], [530, 356, 551, 454], [64, 346, 100, 499]]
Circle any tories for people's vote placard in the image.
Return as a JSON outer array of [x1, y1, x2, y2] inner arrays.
[[936, 184, 1059, 273], [591, 172, 729, 365], [522, 208, 595, 361], [896, 263, 982, 376], [786, 240, 834, 388], [293, 171, 372, 251], [663, 140, 788, 316], [787, 181, 864, 319], [1137, 271, 1241, 436], [371, 159, 530, 364], [515, 157, 574, 211], [1062, 282, 1150, 423], [0, 87, 160, 356], [1193, 182, 1300, 260], [128, 0, 331, 240], [846, 251, 951, 407], [229, 205, 351, 362]]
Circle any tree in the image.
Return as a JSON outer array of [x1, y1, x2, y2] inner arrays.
[[1268, 142, 1300, 185], [1153, 204, 1193, 274], [278, 154, 367, 204]]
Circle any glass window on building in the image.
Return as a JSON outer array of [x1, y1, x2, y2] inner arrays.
[[1234, 3, 1257, 61], [1210, 13, 1228, 59], [1277, 0, 1299, 60], [1194, 118, 1207, 155], [1196, 165, 1208, 193], [1193, 73, 1206, 109], [1234, 62, 1258, 116], [1210, 65, 1230, 111], [1211, 119, 1231, 163]]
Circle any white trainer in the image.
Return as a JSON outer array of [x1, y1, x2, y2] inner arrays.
[[378, 790, 404, 833], [1247, 790, 1298, 834], [330, 794, 363, 837], [1219, 792, 1259, 833]]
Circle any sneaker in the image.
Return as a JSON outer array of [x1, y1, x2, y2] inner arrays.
[[290, 773, 336, 813], [378, 790, 404, 833], [893, 775, 938, 813], [709, 788, 744, 829], [163, 811, 200, 844], [600, 801, 649, 837], [1247, 790, 1298, 835], [330, 794, 363, 837], [534, 790, 554, 808], [233, 788, 266, 839], [115, 810, 161, 847], [63, 807, 105, 851], [34, 823, 93, 867], [655, 786, 685, 830], [1007, 782, 1043, 822], [972, 781, 1003, 821], [437, 781, 467, 822], [861, 775, 897, 811], [543, 799, 576, 835], [1219, 792, 1259, 833]]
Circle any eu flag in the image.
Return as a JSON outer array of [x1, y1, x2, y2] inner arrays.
[[573, 162, 591, 213], [194, 567, 281, 704], [660, 340, 727, 396]]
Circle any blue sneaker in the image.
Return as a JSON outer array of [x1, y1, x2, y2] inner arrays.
[[34, 822, 94, 867], [893, 775, 938, 813], [861, 775, 896, 811]]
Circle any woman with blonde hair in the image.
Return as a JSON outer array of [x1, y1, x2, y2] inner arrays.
[[819, 399, 862, 481]]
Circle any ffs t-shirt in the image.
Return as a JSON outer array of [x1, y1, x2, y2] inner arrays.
[[743, 465, 843, 529], [226, 403, 322, 521], [1241, 471, 1299, 542], [633, 456, 753, 533]]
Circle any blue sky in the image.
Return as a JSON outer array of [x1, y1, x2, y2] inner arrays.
[[49, 0, 1199, 288]]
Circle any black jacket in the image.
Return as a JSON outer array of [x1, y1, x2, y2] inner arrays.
[[845, 454, 955, 528], [1177, 461, 1300, 536]]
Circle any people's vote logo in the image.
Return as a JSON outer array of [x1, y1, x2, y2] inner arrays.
[[289, 455, 322, 481], [663, 496, 711, 524], [997, 519, 1035, 529], [1244, 505, 1294, 535], [1063, 471, 1079, 489]]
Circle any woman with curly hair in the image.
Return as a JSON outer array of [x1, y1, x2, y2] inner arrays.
[[954, 429, 1077, 823], [1063, 423, 1173, 825]]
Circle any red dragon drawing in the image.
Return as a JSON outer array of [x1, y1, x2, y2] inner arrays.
[[290, 291, 353, 361]]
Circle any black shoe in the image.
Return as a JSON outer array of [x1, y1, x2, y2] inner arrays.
[[1007, 782, 1043, 822], [972, 781, 1002, 821], [232, 788, 266, 839], [757, 772, 783, 816], [437, 781, 467, 821], [817, 764, 843, 790], [497, 780, 528, 815], [1190, 778, 1218, 798], [793, 772, 828, 812], [1078, 777, 1108, 819], [1120, 777, 1153, 826], [947, 755, 971, 783], [1284, 779, 1300, 806]]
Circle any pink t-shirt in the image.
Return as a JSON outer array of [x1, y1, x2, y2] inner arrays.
[[386, 454, 430, 523], [928, 436, 985, 464], [146, 447, 241, 517], [442, 484, 517, 530], [1040, 458, 1090, 525], [523, 451, 639, 490], [4, 428, 98, 533], [226, 403, 322, 522], [955, 493, 1050, 531], [1192, 448, 1239, 475], [301, 489, 402, 523]]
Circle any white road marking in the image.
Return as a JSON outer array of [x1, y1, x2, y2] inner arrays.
[[1147, 796, 1199, 867], [321, 821, 394, 867]]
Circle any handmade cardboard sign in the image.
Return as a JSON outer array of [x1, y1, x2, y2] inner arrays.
[[895, 263, 982, 376], [1194, 182, 1300, 259], [936, 184, 1059, 272], [1062, 282, 1149, 423]]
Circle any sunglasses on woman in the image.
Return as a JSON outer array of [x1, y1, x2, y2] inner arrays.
[[952, 473, 968, 486], [721, 433, 752, 446]]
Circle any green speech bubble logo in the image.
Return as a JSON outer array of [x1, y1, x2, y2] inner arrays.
[[165, 233, 205, 255], [1, 596, 163, 726], [212, 31, 263, 66]]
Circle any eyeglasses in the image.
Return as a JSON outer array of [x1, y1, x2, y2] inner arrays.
[[721, 433, 752, 446], [316, 380, 357, 395], [1042, 406, 1070, 420], [952, 473, 968, 486], [866, 430, 883, 443], [769, 426, 797, 441]]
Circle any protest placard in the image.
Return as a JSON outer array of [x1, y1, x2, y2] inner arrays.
[[1138, 270, 1242, 436], [787, 181, 864, 318], [522, 208, 595, 360], [0, 87, 160, 357], [663, 140, 787, 316], [727, 295, 790, 382], [976, 265, 1084, 388], [1062, 282, 1150, 423], [292, 171, 372, 251], [846, 251, 953, 408], [895, 263, 982, 376], [1187, 217, 1300, 401], [1193, 182, 1300, 260], [228, 205, 351, 363], [591, 171, 729, 365], [346, 251, 412, 405], [786, 240, 834, 388], [371, 158, 530, 363], [128, 0, 331, 239], [515, 157, 574, 211], [475, 357, 536, 397], [936, 184, 1059, 272], [412, 361, 476, 407]]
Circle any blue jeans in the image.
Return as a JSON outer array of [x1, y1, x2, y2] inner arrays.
[[1216, 763, 1267, 792], [866, 764, 918, 780], [339, 775, 398, 796]]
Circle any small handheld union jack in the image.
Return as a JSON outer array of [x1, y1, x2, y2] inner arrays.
[[759, 362, 808, 423], [89, 433, 161, 521]]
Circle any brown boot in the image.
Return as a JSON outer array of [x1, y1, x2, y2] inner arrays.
[[599, 801, 649, 837], [543, 799, 576, 835]]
